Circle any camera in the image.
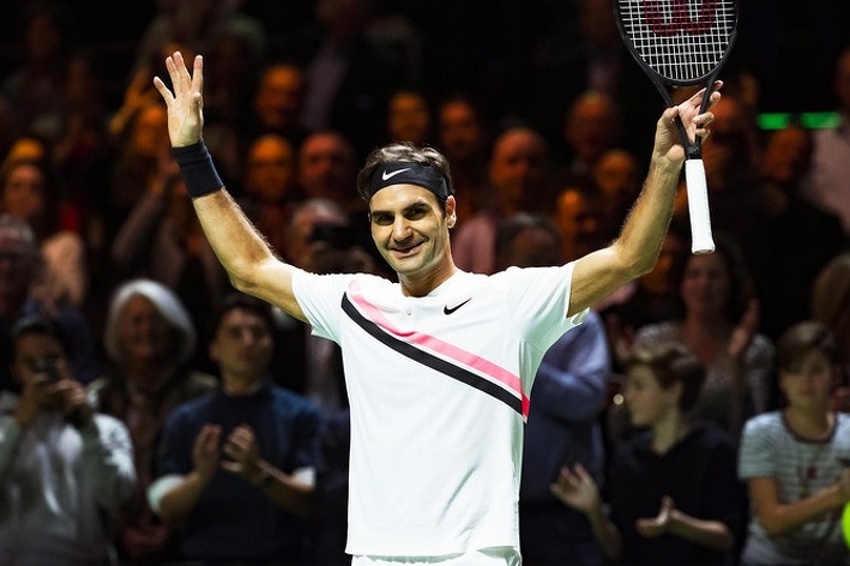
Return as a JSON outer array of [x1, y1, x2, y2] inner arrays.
[[31, 357, 62, 382]]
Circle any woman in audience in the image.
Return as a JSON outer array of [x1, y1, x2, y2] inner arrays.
[[0, 156, 88, 308], [87, 279, 216, 564], [631, 232, 775, 437], [552, 342, 747, 565], [738, 321, 850, 565]]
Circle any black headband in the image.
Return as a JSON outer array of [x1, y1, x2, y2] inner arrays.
[[366, 162, 450, 201]]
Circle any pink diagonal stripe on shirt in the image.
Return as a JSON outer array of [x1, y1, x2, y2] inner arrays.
[[348, 280, 529, 416]]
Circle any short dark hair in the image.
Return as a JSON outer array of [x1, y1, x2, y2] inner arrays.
[[624, 342, 705, 412], [493, 212, 562, 270], [356, 142, 453, 204], [11, 314, 68, 355], [776, 320, 838, 373], [209, 293, 277, 338]]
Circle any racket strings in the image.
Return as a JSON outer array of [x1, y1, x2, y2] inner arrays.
[[618, 0, 735, 82]]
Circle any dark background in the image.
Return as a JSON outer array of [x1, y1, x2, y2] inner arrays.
[[0, 0, 849, 121]]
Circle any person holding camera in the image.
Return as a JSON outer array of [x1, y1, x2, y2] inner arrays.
[[0, 315, 136, 564]]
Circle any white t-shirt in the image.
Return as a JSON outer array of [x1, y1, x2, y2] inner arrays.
[[292, 264, 585, 556], [738, 411, 850, 565]]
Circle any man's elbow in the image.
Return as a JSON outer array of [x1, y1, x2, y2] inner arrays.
[[611, 241, 656, 281]]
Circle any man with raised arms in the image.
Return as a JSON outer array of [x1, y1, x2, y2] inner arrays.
[[153, 51, 719, 565]]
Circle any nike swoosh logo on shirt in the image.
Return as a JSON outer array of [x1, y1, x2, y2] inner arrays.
[[381, 167, 412, 181], [443, 298, 472, 315]]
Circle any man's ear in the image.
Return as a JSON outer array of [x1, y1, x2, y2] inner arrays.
[[445, 196, 457, 228]]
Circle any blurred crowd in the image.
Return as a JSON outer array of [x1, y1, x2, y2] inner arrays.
[[1, 0, 850, 565]]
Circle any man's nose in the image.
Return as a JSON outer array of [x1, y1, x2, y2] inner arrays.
[[392, 217, 412, 240]]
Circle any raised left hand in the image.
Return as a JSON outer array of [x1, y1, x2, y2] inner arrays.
[[635, 495, 675, 538]]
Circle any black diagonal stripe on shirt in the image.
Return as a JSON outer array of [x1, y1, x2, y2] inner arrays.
[[341, 294, 522, 415]]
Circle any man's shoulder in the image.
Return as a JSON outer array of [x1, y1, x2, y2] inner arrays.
[[269, 385, 321, 417]]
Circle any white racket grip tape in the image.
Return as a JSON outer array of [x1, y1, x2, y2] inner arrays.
[[684, 159, 715, 254]]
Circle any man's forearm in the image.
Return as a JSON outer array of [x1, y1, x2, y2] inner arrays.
[[157, 471, 211, 524], [614, 157, 682, 276], [192, 190, 278, 290]]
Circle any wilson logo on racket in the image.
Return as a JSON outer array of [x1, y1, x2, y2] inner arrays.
[[643, 0, 717, 36]]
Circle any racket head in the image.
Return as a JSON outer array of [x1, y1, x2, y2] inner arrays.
[[613, 0, 739, 89]]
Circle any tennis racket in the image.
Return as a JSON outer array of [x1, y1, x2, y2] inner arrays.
[[614, 0, 738, 254]]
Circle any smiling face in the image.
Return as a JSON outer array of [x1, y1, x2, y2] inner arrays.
[[117, 294, 173, 365], [368, 184, 456, 295]]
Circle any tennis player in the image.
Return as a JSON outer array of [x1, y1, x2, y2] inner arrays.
[[154, 51, 719, 566]]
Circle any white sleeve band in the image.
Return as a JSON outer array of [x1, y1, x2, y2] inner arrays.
[[147, 474, 185, 515], [293, 466, 316, 487]]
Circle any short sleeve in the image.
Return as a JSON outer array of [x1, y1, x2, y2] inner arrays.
[[738, 415, 778, 480]]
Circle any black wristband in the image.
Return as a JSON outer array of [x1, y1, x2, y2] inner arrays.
[[171, 140, 224, 198]]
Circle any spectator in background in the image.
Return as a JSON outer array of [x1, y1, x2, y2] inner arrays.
[[436, 93, 491, 225], [738, 321, 850, 565], [552, 342, 746, 566], [238, 133, 299, 257], [804, 46, 850, 237], [631, 233, 775, 437], [286, 0, 403, 158], [311, 406, 352, 565], [243, 61, 311, 153], [199, 23, 265, 129], [386, 88, 432, 147], [525, 0, 657, 161], [149, 293, 321, 565], [673, 91, 766, 267], [0, 157, 88, 309], [0, 314, 135, 565], [296, 129, 360, 214], [811, 252, 850, 412], [558, 90, 621, 185], [107, 101, 171, 239], [550, 181, 605, 264], [601, 227, 688, 373], [591, 147, 643, 242], [111, 150, 231, 342], [0, 214, 98, 392], [132, 0, 265, 82], [494, 213, 611, 566], [88, 279, 217, 564], [1, 1, 76, 139], [752, 123, 846, 341], [453, 125, 553, 273], [50, 50, 113, 262]]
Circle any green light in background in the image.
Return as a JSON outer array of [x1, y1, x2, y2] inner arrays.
[[757, 112, 841, 130], [800, 112, 841, 129]]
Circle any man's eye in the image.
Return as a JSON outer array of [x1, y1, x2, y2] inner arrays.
[[406, 208, 426, 219], [373, 214, 393, 225]]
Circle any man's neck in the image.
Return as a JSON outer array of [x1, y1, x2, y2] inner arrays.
[[399, 262, 459, 297], [222, 375, 266, 397]]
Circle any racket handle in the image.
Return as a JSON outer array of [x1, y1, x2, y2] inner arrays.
[[684, 159, 716, 254]]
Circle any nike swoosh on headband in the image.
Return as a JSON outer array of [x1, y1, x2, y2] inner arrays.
[[381, 167, 412, 181]]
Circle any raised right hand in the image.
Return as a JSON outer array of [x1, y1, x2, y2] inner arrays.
[[152, 51, 204, 148], [191, 423, 221, 482]]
